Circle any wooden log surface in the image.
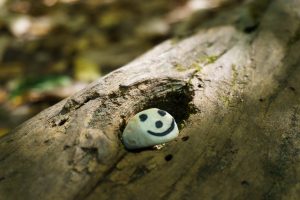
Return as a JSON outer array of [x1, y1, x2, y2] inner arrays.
[[1, 0, 300, 199]]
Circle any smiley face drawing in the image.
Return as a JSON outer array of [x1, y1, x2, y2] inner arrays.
[[122, 108, 179, 149]]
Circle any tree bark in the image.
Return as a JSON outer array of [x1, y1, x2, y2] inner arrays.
[[1, 0, 300, 199]]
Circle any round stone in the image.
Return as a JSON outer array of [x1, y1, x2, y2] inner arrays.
[[122, 108, 179, 150]]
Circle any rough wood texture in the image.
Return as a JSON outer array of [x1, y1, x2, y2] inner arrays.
[[1, 0, 300, 199]]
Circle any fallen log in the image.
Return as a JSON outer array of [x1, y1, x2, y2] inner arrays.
[[1, 0, 300, 199]]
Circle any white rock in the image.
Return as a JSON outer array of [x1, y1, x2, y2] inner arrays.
[[122, 108, 179, 150]]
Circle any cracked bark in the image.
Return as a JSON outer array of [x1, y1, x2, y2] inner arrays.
[[1, 0, 300, 199]]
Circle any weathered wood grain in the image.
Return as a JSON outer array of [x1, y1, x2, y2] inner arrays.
[[1, 0, 300, 199]]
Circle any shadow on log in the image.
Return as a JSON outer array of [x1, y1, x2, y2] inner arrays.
[[1, 0, 300, 199]]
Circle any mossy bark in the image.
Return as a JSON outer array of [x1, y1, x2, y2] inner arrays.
[[1, 0, 300, 199]]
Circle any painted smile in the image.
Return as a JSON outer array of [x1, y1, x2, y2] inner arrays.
[[147, 119, 175, 137]]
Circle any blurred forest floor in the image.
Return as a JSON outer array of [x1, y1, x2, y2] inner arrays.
[[0, 0, 229, 136]]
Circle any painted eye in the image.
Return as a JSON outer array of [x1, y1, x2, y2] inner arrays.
[[122, 108, 179, 150], [158, 110, 166, 116], [139, 114, 148, 122], [155, 120, 163, 128]]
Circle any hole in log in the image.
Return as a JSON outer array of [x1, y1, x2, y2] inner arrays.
[[181, 136, 189, 141], [165, 154, 173, 161], [288, 86, 295, 92], [243, 23, 259, 33], [119, 82, 195, 133], [81, 147, 98, 155], [117, 79, 196, 151], [137, 85, 195, 130], [241, 180, 250, 187], [63, 145, 71, 150], [44, 139, 51, 144]]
